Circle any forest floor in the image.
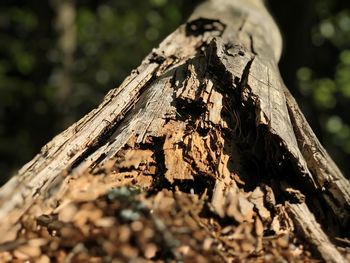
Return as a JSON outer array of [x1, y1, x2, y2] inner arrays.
[[0, 164, 332, 263]]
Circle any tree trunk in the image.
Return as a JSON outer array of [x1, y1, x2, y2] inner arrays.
[[50, 0, 77, 126], [0, 0, 349, 262]]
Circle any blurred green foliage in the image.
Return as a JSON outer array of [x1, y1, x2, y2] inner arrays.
[[295, 0, 350, 169], [0, 0, 349, 184]]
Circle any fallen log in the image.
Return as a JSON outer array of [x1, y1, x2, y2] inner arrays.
[[0, 0, 349, 262]]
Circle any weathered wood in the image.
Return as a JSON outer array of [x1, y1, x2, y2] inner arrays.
[[285, 87, 350, 226], [286, 202, 346, 263], [0, 0, 348, 261]]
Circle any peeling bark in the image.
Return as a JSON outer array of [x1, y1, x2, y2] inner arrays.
[[0, 0, 349, 262]]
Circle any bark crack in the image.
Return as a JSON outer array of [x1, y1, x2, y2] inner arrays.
[[238, 14, 248, 32], [249, 33, 257, 56], [238, 56, 255, 92]]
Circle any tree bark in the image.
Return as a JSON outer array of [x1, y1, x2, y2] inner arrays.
[[0, 0, 349, 262]]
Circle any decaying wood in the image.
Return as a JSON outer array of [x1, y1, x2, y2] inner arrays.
[[286, 202, 346, 263], [284, 88, 350, 226], [0, 0, 349, 262]]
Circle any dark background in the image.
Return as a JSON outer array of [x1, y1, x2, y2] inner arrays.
[[0, 0, 349, 185]]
